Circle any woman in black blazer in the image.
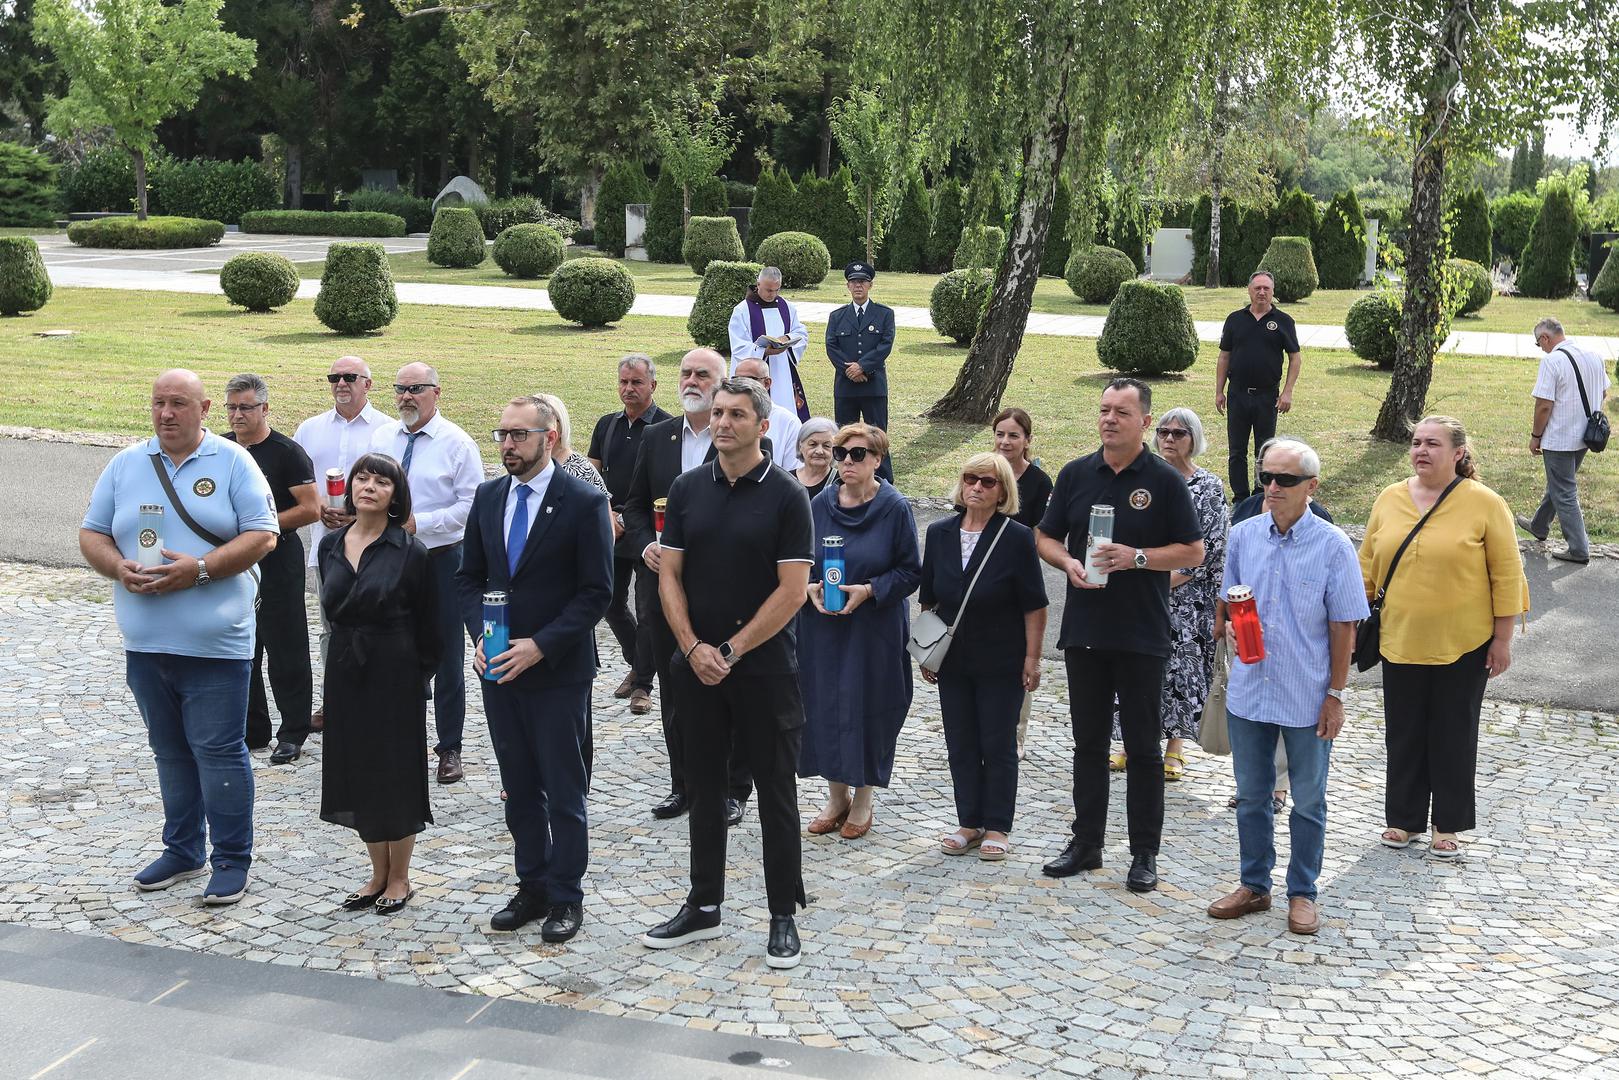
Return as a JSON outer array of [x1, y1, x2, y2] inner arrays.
[[918, 452, 1048, 861]]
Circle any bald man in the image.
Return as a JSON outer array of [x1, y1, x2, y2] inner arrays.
[[80, 369, 279, 905], [731, 358, 802, 471]]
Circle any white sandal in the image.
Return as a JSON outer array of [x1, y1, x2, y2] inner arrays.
[[941, 828, 984, 855], [978, 835, 1010, 861]]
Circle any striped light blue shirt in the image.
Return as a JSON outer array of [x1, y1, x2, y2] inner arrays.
[[1222, 508, 1368, 728]]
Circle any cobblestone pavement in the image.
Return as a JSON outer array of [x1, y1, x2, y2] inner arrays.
[[3, 561, 1618, 1078]]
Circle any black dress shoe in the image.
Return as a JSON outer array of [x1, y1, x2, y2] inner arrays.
[[340, 890, 382, 911], [766, 915, 800, 969], [541, 902, 584, 943], [1042, 839, 1103, 878], [373, 889, 414, 914], [490, 888, 547, 932], [726, 798, 746, 828], [1126, 853, 1159, 893], [652, 792, 690, 819], [641, 903, 723, 949], [269, 740, 301, 765]]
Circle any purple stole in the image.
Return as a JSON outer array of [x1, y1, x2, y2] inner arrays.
[[746, 296, 811, 421]]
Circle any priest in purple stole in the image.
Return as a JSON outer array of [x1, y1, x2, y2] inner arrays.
[[728, 266, 811, 421]]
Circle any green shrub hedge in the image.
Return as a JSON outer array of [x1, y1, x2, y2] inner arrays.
[[0, 142, 58, 227], [930, 269, 992, 344], [682, 215, 745, 275], [239, 210, 407, 237], [1097, 280, 1197, 375], [1193, 197, 1271, 285], [646, 171, 726, 263], [0, 237, 51, 316], [474, 197, 579, 242], [953, 224, 1005, 270], [548, 256, 635, 327], [1040, 177, 1074, 277], [1344, 291, 1401, 369], [1516, 182, 1578, 298], [1065, 245, 1136, 304], [595, 163, 652, 257], [220, 252, 300, 312], [1445, 257, 1492, 316], [67, 216, 225, 249], [1315, 189, 1368, 290], [150, 157, 278, 224], [492, 223, 564, 279], [927, 179, 965, 273], [1271, 187, 1321, 239], [1591, 238, 1619, 312], [1450, 187, 1492, 267], [1257, 236, 1319, 302], [883, 171, 931, 273], [1490, 191, 1540, 264], [347, 189, 434, 233], [754, 231, 830, 288], [747, 169, 799, 258], [1109, 188, 1148, 272], [57, 146, 135, 213], [688, 260, 761, 350], [314, 242, 398, 334], [797, 167, 864, 268], [427, 206, 487, 268]]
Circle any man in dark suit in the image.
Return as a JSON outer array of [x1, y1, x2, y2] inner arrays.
[[457, 395, 613, 942], [622, 348, 762, 824], [826, 260, 896, 482]]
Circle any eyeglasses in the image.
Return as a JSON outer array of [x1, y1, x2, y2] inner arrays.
[[961, 473, 1000, 489], [393, 383, 437, 395], [223, 403, 265, 413], [327, 373, 364, 384], [1257, 471, 1315, 488], [1156, 427, 1191, 440], [832, 446, 875, 463], [491, 428, 551, 444]]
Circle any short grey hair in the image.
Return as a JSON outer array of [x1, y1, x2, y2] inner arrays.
[[758, 266, 783, 284], [1155, 406, 1207, 456], [532, 393, 573, 450], [618, 353, 656, 381], [507, 394, 558, 434], [225, 373, 269, 404], [1249, 269, 1275, 285], [797, 416, 837, 449], [1533, 317, 1564, 339], [1261, 437, 1321, 478], [717, 376, 772, 422]]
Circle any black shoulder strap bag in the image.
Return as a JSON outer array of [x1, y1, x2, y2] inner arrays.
[[149, 453, 262, 608], [1353, 474, 1463, 672], [1556, 346, 1610, 453]]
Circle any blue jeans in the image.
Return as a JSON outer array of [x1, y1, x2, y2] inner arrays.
[[126, 652, 254, 870], [1228, 710, 1331, 900]]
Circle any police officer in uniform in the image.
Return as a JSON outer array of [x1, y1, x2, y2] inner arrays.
[[826, 261, 896, 483]]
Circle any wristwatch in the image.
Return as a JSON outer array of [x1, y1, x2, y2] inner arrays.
[[195, 558, 211, 586], [1133, 548, 1148, 570], [1325, 687, 1345, 701], [718, 641, 739, 666]]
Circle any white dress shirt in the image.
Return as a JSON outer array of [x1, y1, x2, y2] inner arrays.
[[369, 410, 483, 550], [1532, 340, 1611, 452], [680, 415, 714, 473], [728, 297, 809, 416], [293, 402, 392, 567], [767, 404, 802, 470], [502, 461, 555, 550]]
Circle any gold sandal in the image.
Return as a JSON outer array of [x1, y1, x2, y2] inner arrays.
[[1164, 752, 1187, 781], [1109, 752, 1128, 772]]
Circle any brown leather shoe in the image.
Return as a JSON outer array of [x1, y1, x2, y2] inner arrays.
[[840, 811, 874, 840], [628, 688, 653, 715], [310, 707, 324, 733], [1287, 896, 1320, 935], [436, 749, 463, 784], [1207, 886, 1272, 920], [613, 673, 637, 698]]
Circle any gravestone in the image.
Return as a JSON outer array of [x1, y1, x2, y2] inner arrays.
[[360, 169, 399, 193], [432, 175, 489, 214], [625, 203, 649, 261], [1149, 228, 1193, 281]]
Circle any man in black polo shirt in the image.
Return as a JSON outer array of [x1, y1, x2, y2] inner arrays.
[[1215, 270, 1302, 499], [586, 354, 671, 716], [1036, 377, 1205, 892], [641, 376, 814, 970]]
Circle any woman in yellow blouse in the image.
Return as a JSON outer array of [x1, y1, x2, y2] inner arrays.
[[1359, 416, 1529, 859]]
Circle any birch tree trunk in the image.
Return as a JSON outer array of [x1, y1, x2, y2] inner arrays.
[[1205, 63, 1230, 288]]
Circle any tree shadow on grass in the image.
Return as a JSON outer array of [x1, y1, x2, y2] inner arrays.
[[894, 415, 983, 478], [259, 330, 372, 345], [179, 308, 262, 319], [509, 322, 624, 338]]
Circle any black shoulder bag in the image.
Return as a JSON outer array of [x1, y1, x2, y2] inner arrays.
[[1353, 474, 1463, 672], [1556, 346, 1610, 453], [149, 454, 262, 609]]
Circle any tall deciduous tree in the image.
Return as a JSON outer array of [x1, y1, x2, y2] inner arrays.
[[35, 0, 255, 219], [654, 91, 738, 228], [828, 87, 910, 264], [0, 0, 62, 141]]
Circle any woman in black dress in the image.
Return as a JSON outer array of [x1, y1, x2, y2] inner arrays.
[[318, 452, 441, 914], [991, 407, 1053, 756]]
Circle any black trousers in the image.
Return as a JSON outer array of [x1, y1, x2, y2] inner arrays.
[[641, 585, 753, 800], [834, 394, 893, 483], [246, 534, 312, 749], [605, 556, 655, 691], [1065, 647, 1167, 855], [1381, 639, 1489, 834], [938, 668, 1023, 833], [674, 666, 805, 916], [1225, 387, 1279, 499]]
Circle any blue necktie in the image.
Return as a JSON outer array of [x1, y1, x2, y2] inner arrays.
[[400, 430, 425, 473], [507, 483, 530, 577]]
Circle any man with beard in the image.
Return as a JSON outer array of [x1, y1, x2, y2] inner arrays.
[[728, 266, 810, 419], [457, 395, 613, 940]]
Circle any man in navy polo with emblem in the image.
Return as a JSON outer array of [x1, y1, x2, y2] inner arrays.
[[1035, 377, 1205, 893], [826, 260, 896, 482], [1214, 270, 1303, 499]]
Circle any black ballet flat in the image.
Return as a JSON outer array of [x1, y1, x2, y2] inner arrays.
[[373, 890, 415, 914], [340, 890, 382, 911]]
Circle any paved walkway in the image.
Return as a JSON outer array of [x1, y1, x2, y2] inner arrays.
[[3, 560, 1618, 1077], [27, 231, 1619, 360]]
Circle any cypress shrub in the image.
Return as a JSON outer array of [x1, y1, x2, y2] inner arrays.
[[0, 142, 58, 227], [1450, 187, 1492, 267], [682, 215, 745, 275], [1444, 257, 1492, 316], [1191, 194, 1215, 284], [548, 256, 636, 327], [1490, 191, 1540, 264], [1315, 189, 1368, 289], [646, 172, 725, 263], [220, 252, 300, 312], [595, 162, 652, 257], [240, 210, 406, 237], [1065, 245, 1137, 304], [67, 216, 225, 248], [1591, 238, 1619, 311], [953, 224, 1005, 270], [427, 206, 487, 268], [884, 171, 931, 272], [1271, 187, 1321, 239], [1344, 291, 1401, 369], [688, 260, 762, 350], [492, 223, 564, 279], [1041, 176, 1075, 277], [747, 169, 800, 258], [314, 242, 398, 334], [798, 167, 863, 267], [1110, 188, 1148, 272], [1225, 206, 1271, 286], [1257, 236, 1319, 302], [981, 177, 1009, 233], [1097, 280, 1198, 375], [725, 180, 755, 207], [348, 189, 434, 233], [1516, 182, 1579, 298], [0, 237, 52, 316], [929, 268, 992, 343], [927, 178, 966, 273], [755, 231, 830, 288]]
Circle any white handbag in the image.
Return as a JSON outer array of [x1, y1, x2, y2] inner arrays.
[[908, 519, 1008, 672]]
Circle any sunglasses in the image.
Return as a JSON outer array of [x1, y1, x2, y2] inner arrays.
[[961, 473, 1000, 489], [1156, 427, 1191, 440], [327, 373, 364, 384], [1257, 471, 1315, 488], [832, 446, 875, 463], [393, 383, 437, 395]]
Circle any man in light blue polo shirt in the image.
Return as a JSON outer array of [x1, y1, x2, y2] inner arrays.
[[1209, 438, 1367, 936], [80, 369, 278, 905]]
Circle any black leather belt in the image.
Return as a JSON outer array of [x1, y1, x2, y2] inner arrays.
[[1238, 385, 1279, 395]]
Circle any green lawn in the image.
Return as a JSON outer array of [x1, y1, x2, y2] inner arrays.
[[276, 250, 1619, 337], [7, 286, 1614, 540]]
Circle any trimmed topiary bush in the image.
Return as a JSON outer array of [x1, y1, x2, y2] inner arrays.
[[57, 145, 136, 214], [595, 162, 652, 257], [1516, 181, 1578, 299], [0, 142, 59, 227], [1490, 191, 1540, 264], [240, 210, 407, 237], [314, 242, 398, 334], [548, 256, 636, 327], [1065, 245, 1137, 304], [67, 216, 225, 249], [1041, 177, 1075, 277], [646, 172, 727, 264], [1097, 280, 1197, 375], [1344, 291, 1401, 369], [746, 169, 800, 258], [883, 170, 931, 273], [1450, 187, 1492, 267], [1591, 238, 1619, 311], [1257, 236, 1319, 302], [148, 157, 278, 225], [492, 223, 564, 279], [953, 224, 1005, 269], [1446, 257, 1492, 316], [688, 260, 762, 350], [929, 269, 992, 344], [682, 215, 745, 275], [754, 231, 830, 289], [1315, 189, 1368, 289], [0, 237, 52, 316], [348, 189, 434, 233], [927, 178, 965, 273], [1271, 188, 1321, 239], [427, 206, 488, 268], [220, 252, 300, 312], [798, 167, 864, 267]]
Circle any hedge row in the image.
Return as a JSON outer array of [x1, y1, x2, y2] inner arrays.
[[240, 210, 407, 237], [348, 189, 435, 233], [56, 147, 277, 224], [67, 216, 225, 249]]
